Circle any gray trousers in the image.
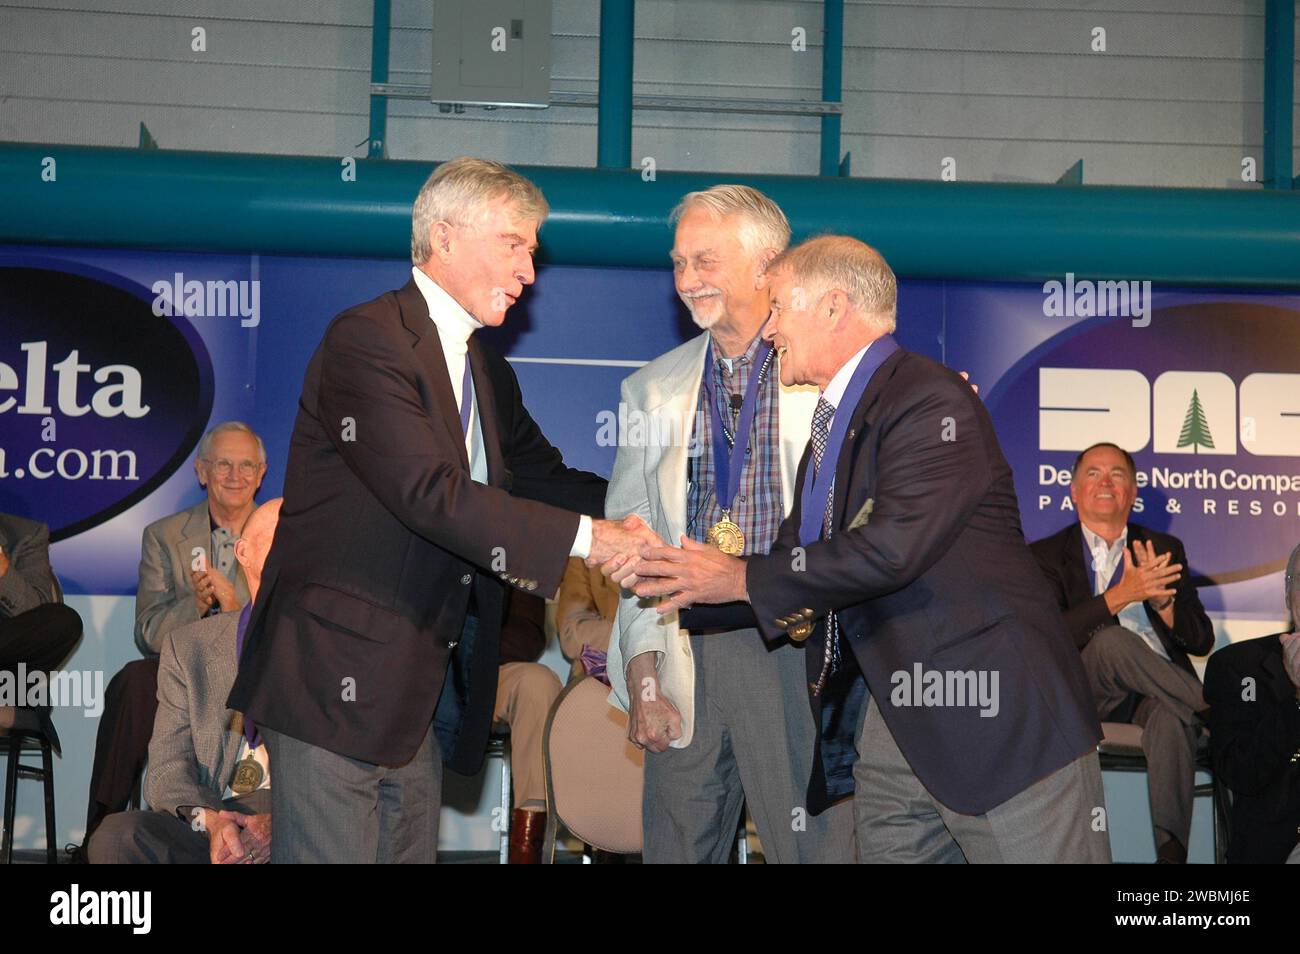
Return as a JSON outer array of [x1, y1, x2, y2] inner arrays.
[[853, 694, 1112, 863], [1081, 624, 1207, 853], [87, 789, 271, 864], [263, 721, 440, 864], [642, 628, 854, 863]]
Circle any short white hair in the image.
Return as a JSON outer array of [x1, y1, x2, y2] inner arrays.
[[411, 156, 549, 265], [670, 184, 791, 256], [198, 421, 266, 465], [770, 235, 897, 333]]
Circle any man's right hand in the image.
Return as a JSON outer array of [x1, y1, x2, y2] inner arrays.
[[587, 515, 662, 572], [1105, 546, 1181, 615], [624, 651, 681, 753]]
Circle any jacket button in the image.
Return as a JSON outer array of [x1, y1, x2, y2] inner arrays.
[[460, 574, 471, 585], [447, 640, 458, 649]]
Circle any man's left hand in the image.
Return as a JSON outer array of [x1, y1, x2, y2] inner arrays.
[[632, 536, 748, 614], [218, 810, 271, 864]]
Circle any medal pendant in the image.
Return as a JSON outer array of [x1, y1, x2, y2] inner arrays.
[[787, 620, 813, 643], [232, 756, 264, 795], [707, 512, 745, 556]]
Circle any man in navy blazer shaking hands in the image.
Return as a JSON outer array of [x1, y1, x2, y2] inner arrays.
[[229, 158, 655, 863], [628, 236, 1109, 862]]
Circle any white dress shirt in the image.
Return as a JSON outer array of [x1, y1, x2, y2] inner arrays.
[[409, 268, 592, 557], [1080, 523, 1170, 661], [822, 340, 875, 432]]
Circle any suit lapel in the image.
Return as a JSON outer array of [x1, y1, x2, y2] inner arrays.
[[1260, 639, 1293, 702], [1062, 523, 1094, 603], [397, 278, 470, 471], [179, 503, 211, 572], [832, 349, 906, 531], [652, 334, 709, 543], [207, 615, 244, 790], [468, 338, 507, 487]]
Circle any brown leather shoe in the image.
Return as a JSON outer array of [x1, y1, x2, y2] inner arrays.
[[508, 808, 546, 864]]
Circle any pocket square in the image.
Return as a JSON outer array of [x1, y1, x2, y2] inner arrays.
[[848, 497, 874, 530]]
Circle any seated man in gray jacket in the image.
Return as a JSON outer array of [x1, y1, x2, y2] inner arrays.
[[88, 498, 282, 864], [83, 421, 266, 844]]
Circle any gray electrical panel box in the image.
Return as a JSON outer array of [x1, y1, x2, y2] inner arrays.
[[432, 0, 552, 108]]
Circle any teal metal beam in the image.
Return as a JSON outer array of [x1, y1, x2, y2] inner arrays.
[[1, 143, 1298, 286], [1262, 0, 1295, 189], [819, 0, 845, 176], [597, 0, 634, 169], [368, 0, 391, 159]]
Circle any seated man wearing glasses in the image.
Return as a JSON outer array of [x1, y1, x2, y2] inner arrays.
[[80, 422, 268, 851]]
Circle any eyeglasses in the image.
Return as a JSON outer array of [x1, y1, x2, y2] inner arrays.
[[203, 458, 260, 477]]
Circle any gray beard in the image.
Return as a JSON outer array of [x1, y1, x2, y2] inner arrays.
[[683, 299, 721, 331]]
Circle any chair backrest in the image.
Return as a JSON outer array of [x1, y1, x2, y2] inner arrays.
[[543, 677, 644, 854]]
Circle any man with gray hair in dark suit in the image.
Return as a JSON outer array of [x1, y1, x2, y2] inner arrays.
[[88, 497, 282, 864]]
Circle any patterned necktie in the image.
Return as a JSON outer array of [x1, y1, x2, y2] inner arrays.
[[810, 396, 840, 694], [811, 396, 836, 537]]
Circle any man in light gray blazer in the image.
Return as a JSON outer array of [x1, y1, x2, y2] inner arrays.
[[600, 186, 853, 862], [88, 498, 282, 864], [136, 422, 264, 656]]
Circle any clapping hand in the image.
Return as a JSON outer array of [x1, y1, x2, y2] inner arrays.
[[1107, 540, 1181, 614]]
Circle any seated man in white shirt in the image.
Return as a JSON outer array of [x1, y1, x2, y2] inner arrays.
[[1031, 443, 1214, 863], [88, 498, 282, 864]]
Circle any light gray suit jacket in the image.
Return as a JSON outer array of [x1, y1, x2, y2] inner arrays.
[[143, 610, 252, 819], [135, 500, 249, 656], [604, 332, 817, 746]]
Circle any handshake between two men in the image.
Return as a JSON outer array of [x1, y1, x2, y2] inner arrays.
[[587, 515, 748, 754]]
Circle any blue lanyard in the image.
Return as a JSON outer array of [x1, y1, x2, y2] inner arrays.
[[702, 339, 772, 516], [798, 336, 900, 546]]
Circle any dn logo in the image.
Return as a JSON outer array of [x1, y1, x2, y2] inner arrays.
[[1039, 369, 1300, 457]]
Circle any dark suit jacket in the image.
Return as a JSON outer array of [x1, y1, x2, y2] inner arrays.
[[746, 349, 1099, 816], [1030, 522, 1213, 681], [228, 279, 606, 773], [1203, 634, 1300, 864]]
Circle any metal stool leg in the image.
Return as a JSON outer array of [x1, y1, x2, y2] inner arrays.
[[735, 802, 749, 864], [41, 739, 56, 864], [498, 738, 512, 864], [2, 735, 19, 864]]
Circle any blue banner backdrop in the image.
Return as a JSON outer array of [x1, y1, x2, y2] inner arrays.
[[1, 245, 1295, 622]]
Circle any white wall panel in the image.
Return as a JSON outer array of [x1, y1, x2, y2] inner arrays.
[[0, 2, 1295, 191]]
